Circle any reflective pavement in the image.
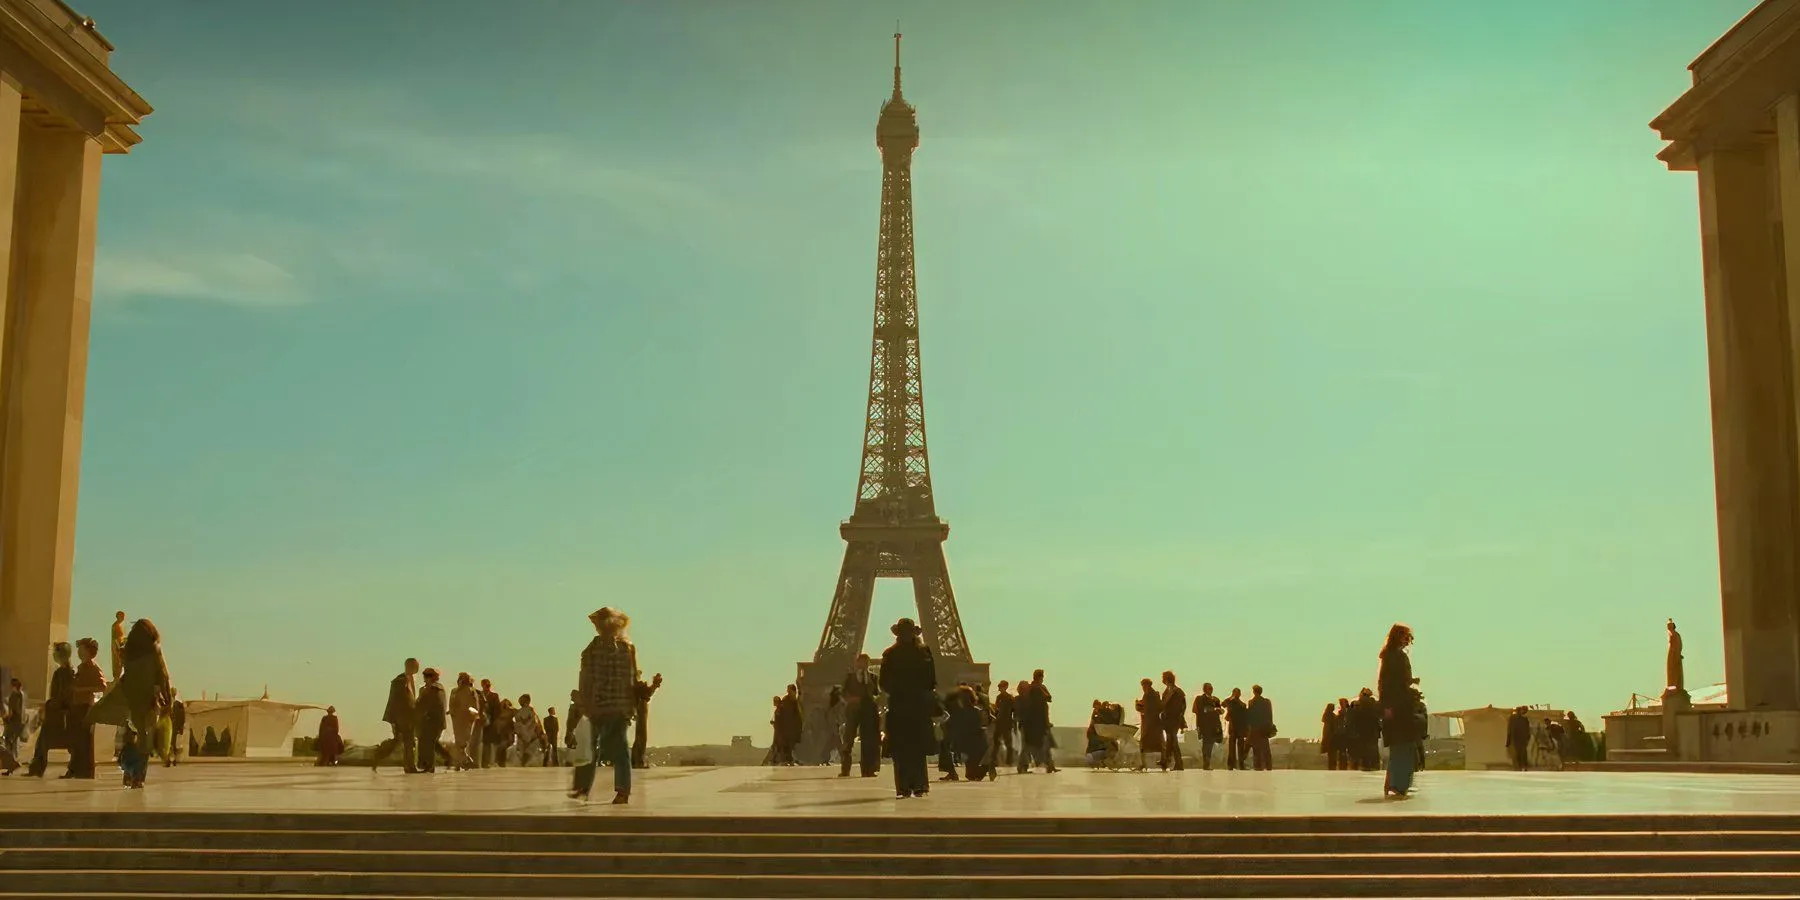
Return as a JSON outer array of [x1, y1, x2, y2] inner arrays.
[[3, 764, 1799, 818]]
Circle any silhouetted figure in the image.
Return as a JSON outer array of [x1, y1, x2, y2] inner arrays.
[[1564, 711, 1589, 762], [947, 684, 990, 782], [1192, 684, 1223, 770], [563, 688, 583, 753], [478, 679, 503, 768], [1222, 688, 1248, 770], [25, 643, 74, 778], [1135, 679, 1163, 771], [1015, 670, 1056, 773], [1245, 685, 1274, 770], [1506, 706, 1532, 771], [632, 673, 662, 768], [1332, 698, 1353, 770], [1321, 703, 1339, 770], [370, 658, 420, 773], [1545, 717, 1567, 771], [1379, 623, 1424, 797], [937, 689, 963, 781], [3, 677, 25, 771], [315, 706, 344, 766], [1159, 671, 1187, 771], [840, 654, 882, 777], [543, 707, 560, 766], [167, 689, 186, 767], [415, 669, 450, 773], [990, 680, 1016, 768], [880, 618, 937, 798], [88, 619, 171, 788], [772, 684, 802, 765], [65, 638, 106, 778]]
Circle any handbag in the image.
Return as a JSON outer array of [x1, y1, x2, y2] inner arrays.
[[567, 718, 594, 767]]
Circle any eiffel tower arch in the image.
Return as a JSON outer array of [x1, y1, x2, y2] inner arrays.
[[794, 33, 988, 764]]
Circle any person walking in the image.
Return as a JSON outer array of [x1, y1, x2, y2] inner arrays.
[[448, 673, 481, 770], [631, 673, 663, 769], [879, 618, 937, 798], [1245, 685, 1275, 771], [840, 654, 882, 777], [88, 619, 172, 788], [1191, 684, 1224, 770], [572, 607, 639, 804], [24, 643, 74, 777], [1159, 671, 1187, 771], [370, 658, 420, 773], [415, 669, 450, 773], [2, 677, 25, 771], [1222, 688, 1248, 770], [1379, 623, 1425, 797]]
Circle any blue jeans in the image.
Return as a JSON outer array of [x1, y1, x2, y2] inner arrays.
[[1385, 740, 1418, 794], [572, 715, 632, 796]]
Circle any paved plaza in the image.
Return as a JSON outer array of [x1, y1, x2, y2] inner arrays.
[[1, 764, 1797, 818]]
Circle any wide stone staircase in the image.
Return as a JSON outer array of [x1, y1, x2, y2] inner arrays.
[[2, 810, 1798, 897]]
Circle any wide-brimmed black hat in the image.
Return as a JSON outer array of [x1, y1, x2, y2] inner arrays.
[[891, 617, 922, 637]]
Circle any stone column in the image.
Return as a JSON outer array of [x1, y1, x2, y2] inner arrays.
[[1698, 135, 1800, 713], [0, 73, 18, 698], [0, 125, 102, 700]]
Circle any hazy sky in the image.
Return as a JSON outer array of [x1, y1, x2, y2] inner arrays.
[[67, 0, 1751, 744]]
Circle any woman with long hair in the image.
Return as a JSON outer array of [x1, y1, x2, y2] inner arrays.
[[89, 619, 171, 788], [1378, 622, 1422, 797], [879, 617, 937, 798]]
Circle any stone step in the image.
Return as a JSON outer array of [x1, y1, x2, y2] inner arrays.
[[10, 827, 1798, 854], [8, 812, 1799, 835], [4, 869, 1797, 897], [4, 848, 1798, 877]]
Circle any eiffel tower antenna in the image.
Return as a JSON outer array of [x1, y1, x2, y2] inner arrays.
[[892, 24, 903, 99], [793, 31, 987, 763]]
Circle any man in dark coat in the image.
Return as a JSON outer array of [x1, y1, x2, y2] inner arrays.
[[839, 654, 882, 777], [371, 658, 420, 773], [879, 618, 937, 798], [989, 680, 1016, 768], [1015, 670, 1055, 773], [631, 673, 662, 768], [1191, 683, 1224, 770], [1222, 687, 1248, 770], [542, 707, 560, 766], [478, 678, 504, 768], [1159, 671, 1187, 771], [1245, 685, 1275, 771], [1506, 706, 1532, 771], [414, 668, 450, 774]]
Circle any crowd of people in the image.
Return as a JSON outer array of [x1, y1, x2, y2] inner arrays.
[[356, 608, 664, 801], [0, 613, 1557, 803], [0, 612, 175, 788], [777, 620, 1430, 799]]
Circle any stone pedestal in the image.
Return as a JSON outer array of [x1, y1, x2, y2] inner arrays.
[[1661, 688, 1692, 759]]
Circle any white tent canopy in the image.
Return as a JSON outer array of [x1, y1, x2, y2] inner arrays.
[[185, 699, 323, 758]]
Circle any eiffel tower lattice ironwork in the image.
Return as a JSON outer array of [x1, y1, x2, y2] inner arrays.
[[795, 31, 988, 763]]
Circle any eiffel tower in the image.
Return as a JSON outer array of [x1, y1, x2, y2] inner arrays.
[[795, 32, 988, 762]]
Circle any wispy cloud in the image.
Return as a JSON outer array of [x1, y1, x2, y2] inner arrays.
[[96, 249, 304, 308], [94, 80, 728, 309]]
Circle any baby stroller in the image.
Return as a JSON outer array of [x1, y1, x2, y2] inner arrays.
[[1090, 723, 1138, 770]]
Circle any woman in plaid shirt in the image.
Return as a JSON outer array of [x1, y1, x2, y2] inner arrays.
[[572, 607, 639, 804]]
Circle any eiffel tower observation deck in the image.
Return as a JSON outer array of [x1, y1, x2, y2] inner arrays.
[[794, 33, 988, 764]]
